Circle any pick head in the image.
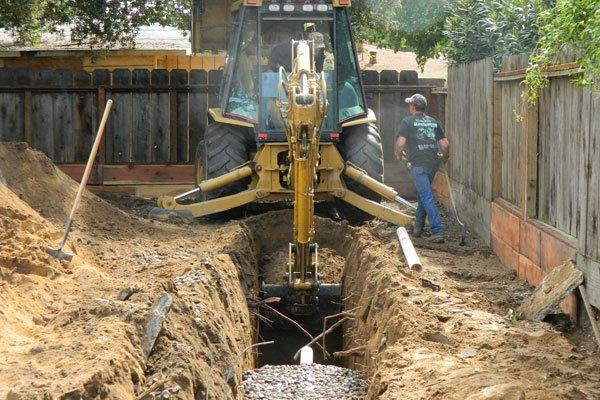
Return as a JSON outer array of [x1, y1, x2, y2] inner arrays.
[[45, 246, 74, 262]]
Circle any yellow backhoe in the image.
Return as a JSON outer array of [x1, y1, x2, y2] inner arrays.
[[155, 0, 414, 321]]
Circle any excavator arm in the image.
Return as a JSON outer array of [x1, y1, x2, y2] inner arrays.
[[275, 40, 329, 315]]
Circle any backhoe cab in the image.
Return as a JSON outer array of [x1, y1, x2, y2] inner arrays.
[[157, 1, 413, 321]]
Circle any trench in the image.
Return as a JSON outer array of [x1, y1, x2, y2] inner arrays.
[[237, 210, 363, 394]]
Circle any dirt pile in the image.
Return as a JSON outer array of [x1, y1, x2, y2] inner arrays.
[[2, 142, 600, 400], [0, 185, 67, 277], [0, 143, 256, 399], [340, 225, 600, 399]]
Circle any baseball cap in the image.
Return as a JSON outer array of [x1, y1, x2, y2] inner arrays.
[[405, 94, 427, 110]]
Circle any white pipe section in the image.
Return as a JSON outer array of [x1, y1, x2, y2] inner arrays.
[[296, 41, 311, 73], [396, 227, 423, 272], [299, 346, 314, 365]]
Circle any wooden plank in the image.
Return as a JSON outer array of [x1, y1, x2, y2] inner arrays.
[[58, 164, 195, 185], [106, 93, 132, 163], [103, 164, 195, 184], [31, 93, 54, 159], [189, 70, 208, 162], [523, 84, 539, 218], [537, 83, 550, 224], [492, 82, 503, 199], [131, 91, 151, 163], [150, 95, 171, 163], [73, 92, 97, 164], [0, 92, 24, 141], [517, 260, 582, 322], [207, 69, 222, 109], [567, 83, 581, 236], [378, 90, 398, 163], [150, 70, 171, 163], [169, 90, 178, 162], [587, 92, 600, 259], [53, 92, 75, 163], [577, 89, 592, 254], [177, 89, 189, 163], [578, 255, 600, 310], [171, 70, 189, 163], [484, 58, 494, 200], [131, 69, 151, 163]]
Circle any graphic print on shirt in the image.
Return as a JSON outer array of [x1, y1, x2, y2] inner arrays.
[[414, 118, 439, 151]]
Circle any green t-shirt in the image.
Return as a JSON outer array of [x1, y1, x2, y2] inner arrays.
[[397, 113, 446, 169]]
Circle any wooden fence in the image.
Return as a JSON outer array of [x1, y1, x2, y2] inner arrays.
[[0, 67, 445, 195], [446, 55, 600, 312], [445, 58, 493, 242]]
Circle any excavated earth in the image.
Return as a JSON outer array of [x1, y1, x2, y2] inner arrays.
[[1, 142, 600, 400]]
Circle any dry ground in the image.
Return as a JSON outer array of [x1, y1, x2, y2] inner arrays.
[[1, 142, 599, 400]]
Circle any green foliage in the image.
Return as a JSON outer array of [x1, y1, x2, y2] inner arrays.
[[0, 0, 191, 49], [443, 0, 551, 66], [525, 0, 600, 101], [351, 0, 449, 68]]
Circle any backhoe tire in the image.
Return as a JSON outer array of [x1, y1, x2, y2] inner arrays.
[[335, 123, 384, 223], [194, 122, 251, 219]]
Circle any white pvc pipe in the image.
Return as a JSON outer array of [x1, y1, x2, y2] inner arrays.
[[296, 41, 311, 73], [299, 346, 313, 365], [396, 227, 423, 272]]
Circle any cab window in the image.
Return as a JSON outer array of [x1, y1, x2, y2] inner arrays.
[[335, 9, 366, 122]]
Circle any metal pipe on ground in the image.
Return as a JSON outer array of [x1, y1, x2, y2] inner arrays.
[[344, 164, 417, 211], [396, 227, 422, 272]]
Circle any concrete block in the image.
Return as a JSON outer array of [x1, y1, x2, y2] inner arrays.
[[540, 229, 576, 273], [518, 255, 537, 283], [492, 232, 518, 271], [491, 202, 520, 251], [519, 220, 541, 266]]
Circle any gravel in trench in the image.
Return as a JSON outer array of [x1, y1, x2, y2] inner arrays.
[[242, 364, 367, 399]]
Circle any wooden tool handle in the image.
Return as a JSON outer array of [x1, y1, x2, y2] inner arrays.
[[68, 99, 113, 220]]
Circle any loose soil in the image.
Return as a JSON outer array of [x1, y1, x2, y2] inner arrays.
[[1, 142, 600, 399]]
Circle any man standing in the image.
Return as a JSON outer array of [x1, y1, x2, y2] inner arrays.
[[394, 94, 449, 243]]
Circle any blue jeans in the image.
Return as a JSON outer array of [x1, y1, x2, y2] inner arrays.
[[410, 165, 442, 235]]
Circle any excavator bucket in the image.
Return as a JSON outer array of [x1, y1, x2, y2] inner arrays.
[[261, 283, 342, 330]]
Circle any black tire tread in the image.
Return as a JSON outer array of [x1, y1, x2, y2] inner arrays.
[[335, 123, 384, 223], [195, 123, 250, 218]]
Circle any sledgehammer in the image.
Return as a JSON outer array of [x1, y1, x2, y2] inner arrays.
[[46, 99, 113, 261]]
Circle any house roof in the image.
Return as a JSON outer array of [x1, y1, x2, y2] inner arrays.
[[0, 25, 191, 54], [360, 44, 447, 80]]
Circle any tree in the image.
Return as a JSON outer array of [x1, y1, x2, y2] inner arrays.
[[444, 0, 551, 67], [351, 0, 449, 67], [0, 0, 191, 49], [525, 0, 600, 101]]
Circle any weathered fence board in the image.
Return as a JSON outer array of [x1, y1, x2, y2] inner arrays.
[[446, 58, 493, 242], [538, 77, 584, 237], [31, 93, 55, 160], [586, 93, 600, 260], [189, 70, 208, 162], [500, 80, 522, 206], [73, 92, 97, 164]]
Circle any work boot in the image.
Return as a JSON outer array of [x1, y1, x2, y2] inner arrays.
[[429, 234, 445, 244], [412, 222, 423, 238]]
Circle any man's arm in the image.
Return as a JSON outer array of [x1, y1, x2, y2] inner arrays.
[[395, 136, 406, 161], [439, 138, 449, 157]]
